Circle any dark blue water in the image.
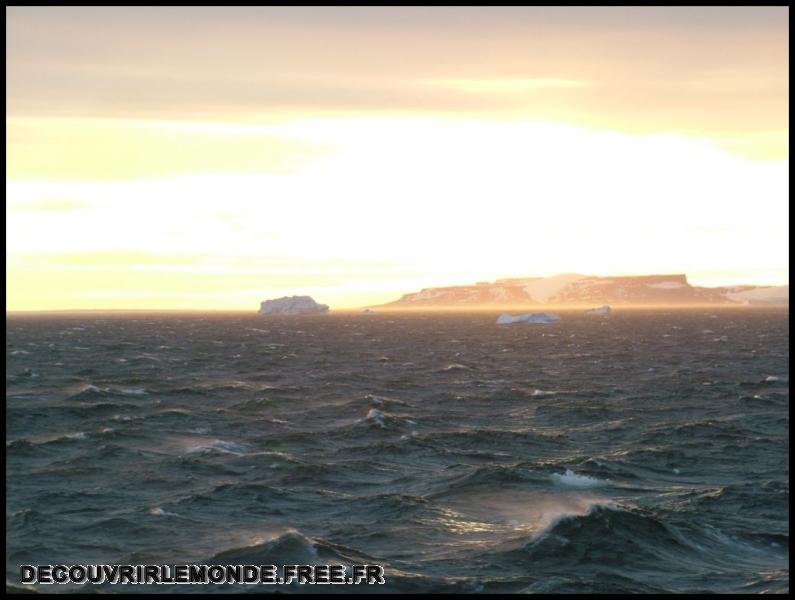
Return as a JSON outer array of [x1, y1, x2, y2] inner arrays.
[[6, 309, 789, 593]]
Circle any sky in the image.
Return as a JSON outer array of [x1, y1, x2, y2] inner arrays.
[[6, 6, 789, 310]]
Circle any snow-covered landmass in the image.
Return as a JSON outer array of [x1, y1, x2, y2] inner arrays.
[[258, 296, 329, 316], [514, 273, 588, 302], [496, 312, 561, 325], [648, 281, 686, 289], [585, 305, 611, 315], [380, 273, 788, 308], [724, 285, 789, 305]]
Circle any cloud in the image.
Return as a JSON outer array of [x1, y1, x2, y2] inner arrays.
[[9, 198, 91, 212], [6, 6, 788, 161], [423, 78, 586, 93], [7, 117, 329, 180]]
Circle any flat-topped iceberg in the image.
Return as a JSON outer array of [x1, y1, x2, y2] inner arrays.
[[258, 296, 329, 316], [586, 305, 611, 315], [496, 312, 561, 325]]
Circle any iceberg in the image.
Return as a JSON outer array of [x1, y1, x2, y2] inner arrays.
[[585, 305, 611, 315], [361, 309, 377, 315], [496, 312, 561, 325], [258, 296, 329, 316]]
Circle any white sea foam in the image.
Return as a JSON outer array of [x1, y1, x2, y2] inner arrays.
[[366, 408, 386, 428], [119, 388, 148, 396], [532, 389, 558, 397], [550, 469, 606, 488], [185, 440, 247, 456], [148, 507, 180, 517], [529, 500, 624, 543]]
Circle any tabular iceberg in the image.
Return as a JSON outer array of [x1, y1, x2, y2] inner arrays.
[[258, 296, 329, 316], [586, 305, 611, 315], [496, 312, 561, 325]]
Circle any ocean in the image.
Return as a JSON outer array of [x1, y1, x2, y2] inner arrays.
[[6, 309, 789, 593]]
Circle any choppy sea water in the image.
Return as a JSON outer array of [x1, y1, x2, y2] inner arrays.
[[6, 309, 789, 594]]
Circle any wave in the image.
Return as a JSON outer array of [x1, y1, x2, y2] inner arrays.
[[6, 438, 47, 456], [642, 419, 751, 445], [7, 311, 788, 594], [171, 380, 285, 395], [350, 408, 416, 432], [498, 503, 691, 565], [440, 363, 473, 372], [532, 389, 560, 397], [336, 492, 433, 522], [146, 506, 182, 518], [173, 482, 293, 509], [550, 469, 609, 488], [6, 508, 45, 529], [183, 439, 248, 456], [362, 393, 414, 409], [535, 402, 611, 421], [206, 529, 369, 568], [66, 383, 150, 401], [30, 431, 90, 446], [67, 383, 111, 400], [520, 573, 674, 594], [207, 530, 320, 565], [57, 401, 139, 418], [413, 428, 564, 454], [687, 480, 790, 515], [426, 463, 546, 497]]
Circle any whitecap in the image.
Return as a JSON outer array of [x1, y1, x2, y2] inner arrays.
[[148, 507, 180, 517], [530, 500, 623, 543], [550, 469, 607, 488], [185, 439, 247, 456], [366, 408, 386, 428], [119, 388, 148, 396]]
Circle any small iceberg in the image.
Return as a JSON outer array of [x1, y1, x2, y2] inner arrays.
[[496, 312, 560, 325], [585, 305, 611, 315], [361, 309, 377, 316], [258, 296, 329, 316]]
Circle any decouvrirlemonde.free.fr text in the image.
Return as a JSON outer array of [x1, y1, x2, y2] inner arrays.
[[21, 564, 386, 585]]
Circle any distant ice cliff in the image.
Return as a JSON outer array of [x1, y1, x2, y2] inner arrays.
[[258, 296, 329, 316], [585, 305, 611, 315]]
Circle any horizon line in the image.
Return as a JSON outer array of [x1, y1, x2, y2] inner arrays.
[[7, 303, 790, 315]]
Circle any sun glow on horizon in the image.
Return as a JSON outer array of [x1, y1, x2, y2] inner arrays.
[[6, 7, 789, 311]]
